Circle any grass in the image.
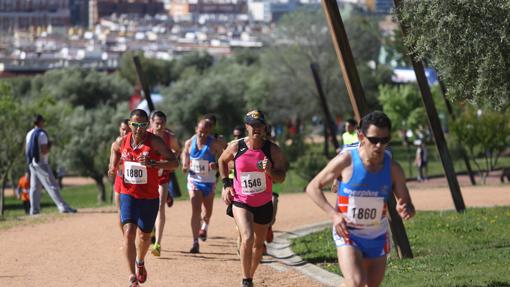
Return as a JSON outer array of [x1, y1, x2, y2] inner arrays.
[[291, 207, 510, 287]]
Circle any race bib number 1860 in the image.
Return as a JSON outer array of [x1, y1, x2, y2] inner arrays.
[[124, 161, 147, 184], [240, 172, 266, 195], [347, 196, 384, 226]]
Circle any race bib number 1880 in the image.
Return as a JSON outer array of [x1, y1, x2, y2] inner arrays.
[[347, 196, 384, 226], [124, 161, 147, 184], [240, 172, 266, 195]]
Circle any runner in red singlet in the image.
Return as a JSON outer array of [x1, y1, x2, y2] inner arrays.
[[108, 109, 179, 287], [147, 110, 181, 257]]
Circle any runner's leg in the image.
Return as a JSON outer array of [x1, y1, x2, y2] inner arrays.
[[155, 183, 169, 245], [337, 246, 366, 287], [233, 205, 255, 280], [364, 256, 387, 287], [249, 222, 269, 278], [123, 223, 137, 277], [190, 189, 204, 242]]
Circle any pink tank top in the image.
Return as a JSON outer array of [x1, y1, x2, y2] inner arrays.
[[233, 140, 272, 207]]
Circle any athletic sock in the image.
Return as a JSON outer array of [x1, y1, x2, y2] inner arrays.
[[201, 222, 208, 231]]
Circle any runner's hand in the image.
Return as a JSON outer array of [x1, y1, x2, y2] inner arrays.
[[396, 198, 415, 220], [107, 168, 116, 180], [138, 153, 150, 166], [262, 156, 272, 175], [222, 186, 234, 205], [209, 162, 218, 170], [332, 212, 349, 239]]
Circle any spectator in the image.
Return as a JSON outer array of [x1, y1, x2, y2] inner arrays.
[[15, 173, 31, 215], [25, 114, 76, 215]]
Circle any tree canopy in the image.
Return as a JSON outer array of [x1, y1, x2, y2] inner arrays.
[[397, 0, 510, 110]]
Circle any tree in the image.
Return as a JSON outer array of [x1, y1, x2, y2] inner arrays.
[[397, 0, 510, 110], [161, 59, 249, 138], [450, 107, 510, 183], [61, 104, 129, 203]]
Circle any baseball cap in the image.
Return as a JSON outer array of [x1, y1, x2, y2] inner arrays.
[[244, 110, 266, 125]]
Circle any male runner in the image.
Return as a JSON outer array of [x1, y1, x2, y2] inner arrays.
[[112, 119, 129, 233], [305, 111, 415, 287], [108, 109, 178, 286], [182, 118, 223, 253], [148, 110, 181, 256], [219, 110, 287, 287]]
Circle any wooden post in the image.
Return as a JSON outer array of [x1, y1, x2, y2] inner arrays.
[[393, 0, 466, 212], [133, 56, 155, 112], [437, 77, 477, 186], [322, 0, 413, 258], [310, 63, 340, 152]]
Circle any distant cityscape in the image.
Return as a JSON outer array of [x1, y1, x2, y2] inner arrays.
[[0, 0, 394, 77]]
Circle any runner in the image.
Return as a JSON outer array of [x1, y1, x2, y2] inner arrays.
[[305, 111, 415, 287], [147, 110, 181, 257], [219, 110, 288, 287], [108, 109, 178, 287], [182, 118, 224, 253], [111, 119, 130, 233]]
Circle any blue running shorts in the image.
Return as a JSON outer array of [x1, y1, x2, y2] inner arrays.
[[187, 180, 216, 197], [332, 227, 390, 259], [120, 193, 159, 233]]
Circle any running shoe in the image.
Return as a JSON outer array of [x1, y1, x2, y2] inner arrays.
[[166, 195, 174, 208], [129, 275, 139, 287], [136, 261, 147, 283], [266, 226, 274, 243], [151, 243, 161, 257], [189, 242, 200, 254], [242, 278, 253, 287], [198, 229, 207, 242]]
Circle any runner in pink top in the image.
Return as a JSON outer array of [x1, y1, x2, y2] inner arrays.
[[219, 110, 287, 287]]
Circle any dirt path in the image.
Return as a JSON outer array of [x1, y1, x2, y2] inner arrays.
[[0, 175, 508, 287]]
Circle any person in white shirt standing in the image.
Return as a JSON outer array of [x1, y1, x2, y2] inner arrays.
[[25, 114, 76, 215]]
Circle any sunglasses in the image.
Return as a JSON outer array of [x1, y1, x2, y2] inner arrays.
[[366, 136, 391, 145], [129, 121, 149, 129], [249, 122, 265, 129]]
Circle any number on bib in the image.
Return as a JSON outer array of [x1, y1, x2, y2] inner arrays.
[[190, 159, 209, 174], [124, 161, 148, 184], [347, 196, 384, 226], [240, 172, 266, 195]]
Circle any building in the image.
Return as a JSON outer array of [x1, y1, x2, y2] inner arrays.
[[96, 0, 165, 18], [0, 0, 71, 32]]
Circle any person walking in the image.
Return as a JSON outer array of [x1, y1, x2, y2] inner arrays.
[[108, 109, 179, 286], [182, 118, 224, 253], [219, 110, 288, 287], [305, 111, 415, 287], [25, 114, 76, 215], [147, 110, 181, 257], [415, 140, 428, 181]]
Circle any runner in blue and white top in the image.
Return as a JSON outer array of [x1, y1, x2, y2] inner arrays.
[[182, 118, 224, 254], [305, 111, 415, 287]]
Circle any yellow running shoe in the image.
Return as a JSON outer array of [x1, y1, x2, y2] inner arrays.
[[151, 243, 161, 257]]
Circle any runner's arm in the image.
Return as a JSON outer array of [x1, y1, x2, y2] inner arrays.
[[305, 152, 350, 218], [391, 161, 416, 220], [181, 139, 191, 173], [151, 135, 179, 171], [108, 137, 122, 179], [218, 142, 237, 180], [268, 143, 287, 183]]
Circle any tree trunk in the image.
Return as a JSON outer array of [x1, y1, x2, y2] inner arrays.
[[93, 176, 106, 204], [0, 174, 6, 217]]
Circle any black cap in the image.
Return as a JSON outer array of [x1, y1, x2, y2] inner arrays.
[[33, 114, 44, 125], [244, 110, 266, 125]]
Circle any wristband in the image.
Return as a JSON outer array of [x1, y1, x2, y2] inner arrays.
[[149, 159, 156, 167], [222, 178, 233, 188]]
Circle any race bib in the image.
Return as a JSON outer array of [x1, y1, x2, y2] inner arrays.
[[347, 196, 384, 226], [123, 161, 147, 184], [190, 159, 209, 174], [240, 172, 266, 195]]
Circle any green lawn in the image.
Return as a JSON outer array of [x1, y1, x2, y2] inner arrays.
[[291, 207, 510, 287]]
